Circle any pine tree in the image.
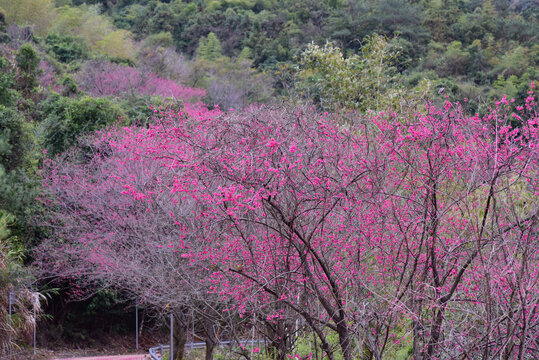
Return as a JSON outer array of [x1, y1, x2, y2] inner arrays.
[[197, 32, 223, 61]]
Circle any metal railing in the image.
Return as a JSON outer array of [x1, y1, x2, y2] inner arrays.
[[149, 340, 265, 360], [149, 344, 169, 360]]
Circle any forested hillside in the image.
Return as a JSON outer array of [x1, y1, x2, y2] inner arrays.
[[0, 0, 537, 359], [2, 0, 538, 108], [94, 0, 537, 106]]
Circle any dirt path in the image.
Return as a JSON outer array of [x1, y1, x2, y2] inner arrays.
[[52, 355, 148, 360]]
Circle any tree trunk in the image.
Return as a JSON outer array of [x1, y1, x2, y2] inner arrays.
[[172, 321, 187, 360], [205, 340, 216, 360], [336, 318, 353, 360], [265, 318, 293, 360], [202, 317, 218, 360], [424, 304, 446, 360]]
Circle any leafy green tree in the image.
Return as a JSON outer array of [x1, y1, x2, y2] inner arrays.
[[147, 1, 176, 34], [296, 35, 404, 112], [143, 31, 174, 48], [371, 0, 429, 44], [39, 94, 125, 156], [196, 32, 224, 61], [328, 0, 429, 54], [466, 39, 488, 81], [96, 29, 136, 61], [0, 106, 36, 215], [493, 46, 531, 78], [60, 75, 78, 97], [45, 33, 89, 63], [175, 5, 258, 56], [15, 43, 40, 96], [437, 41, 471, 77], [0, 0, 57, 36], [15, 44, 39, 74], [110, 3, 148, 31], [243, 28, 290, 68], [0, 6, 7, 33], [51, 4, 136, 60], [0, 57, 16, 107], [452, 5, 495, 46], [422, 0, 461, 43]]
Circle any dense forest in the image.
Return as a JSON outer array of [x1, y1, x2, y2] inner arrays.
[[0, 0, 538, 359]]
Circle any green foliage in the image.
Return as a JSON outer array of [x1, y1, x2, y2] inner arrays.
[[15, 43, 40, 96], [61, 75, 78, 96], [83, 290, 119, 317], [0, 57, 16, 107], [92, 0, 537, 108], [327, 0, 429, 54], [0, 107, 30, 172], [111, 3, 147, 31], [490, 71, 536, 106], [96, 29, 136, 61], [438, 41, 471, 77], [39, 94, 125, 156], [147, 1, 177, 34], [493, 46, 531, 78], [50, 4, 136, 60], [0, 211, 26, 267], [16, 43, 40, 74], [296, 35, 403, 112], [143, 31, 174, 48], [45, 33, 89, 63], [197, 32, 224, 61], [0, 6, 6, 32], [0, 106, 37, 215], [238, 46, 254, 60], [0, 210, 15, 247], [0, 0, 57, 36], [116, 94, 170, 126]]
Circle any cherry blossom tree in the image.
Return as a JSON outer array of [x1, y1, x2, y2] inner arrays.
[[36, 104, 239, 360], [37, 88, 538, 359], [138, 96, 537, 359], [75, 60, 205, 103]]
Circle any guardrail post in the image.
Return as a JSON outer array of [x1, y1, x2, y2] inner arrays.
[[9, 290, 14, 360], [170, 314, 174, 360], [33, 292, 39, 355]]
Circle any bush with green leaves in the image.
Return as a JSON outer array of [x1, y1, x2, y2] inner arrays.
[[296, 34, 404, 113], [15, 43, 40, 95], [45, 33, 89, 63], [0, 57, 16, 107], [0, 105, 37, 215], [39, 94, 125, 156]]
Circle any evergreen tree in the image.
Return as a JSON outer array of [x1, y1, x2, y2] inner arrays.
[[197, 32, 223, 61], [15, 43, 39, 95]]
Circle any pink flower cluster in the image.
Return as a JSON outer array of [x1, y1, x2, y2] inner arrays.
[[76, 61, 205, 102], [38, 88, 539, 359]]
